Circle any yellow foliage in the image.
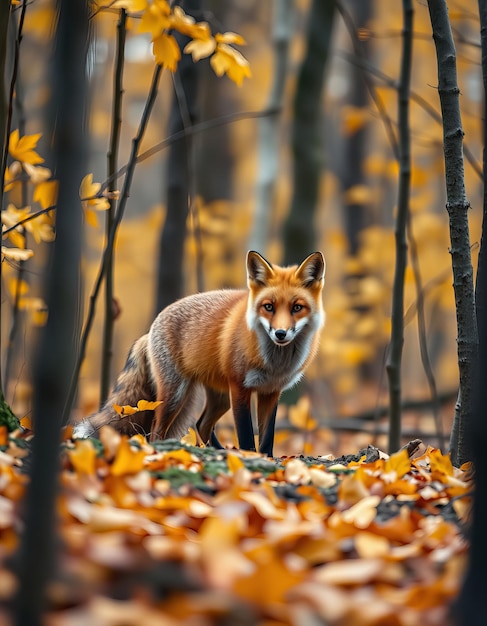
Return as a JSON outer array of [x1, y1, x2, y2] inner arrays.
[[152, 32, 181, 70], [80, 174, 110, 226], [8, 130, 44, 165], [210, 42, 252, 87]]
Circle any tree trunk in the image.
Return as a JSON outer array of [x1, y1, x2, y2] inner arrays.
[[14, 0, 88, 623], [282, 0, 336, 265], [386, 0, 413, 454], [453, 2, 487, 623], [155, 0, 200, 313], [426, 0, 478, 466], [340, 0, 373, 255], [249, 0, 293, 255]]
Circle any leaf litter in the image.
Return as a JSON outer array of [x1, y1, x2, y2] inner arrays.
[[0, 424, 472, 625]]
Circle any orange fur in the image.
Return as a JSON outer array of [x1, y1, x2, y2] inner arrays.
[[74, 251, 325, 455]]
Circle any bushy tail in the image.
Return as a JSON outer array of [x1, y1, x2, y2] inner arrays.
[[73, 334, 156, 437]]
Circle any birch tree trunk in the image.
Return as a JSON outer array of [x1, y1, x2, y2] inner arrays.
[[426, 0, 478, 466]]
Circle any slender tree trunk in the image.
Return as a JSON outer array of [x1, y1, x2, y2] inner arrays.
[[100, 9, 126, 405], [386, 0, 413, 454], [14, 1, 88, 623], [426, 0, 478, 466], [453, 2, 487, 623], [249, 0, 293, 255], [155, 0, 200, 312], [282, 0, 336, 265], [0, 0, 12, 404]]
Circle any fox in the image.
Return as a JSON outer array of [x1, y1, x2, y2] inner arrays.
[[73, 250, 325, 456]]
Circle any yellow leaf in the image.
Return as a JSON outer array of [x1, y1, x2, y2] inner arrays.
[[288, 396, 317, 430], [215, 31, 246, 46], [4, 229, 24, 249], [184, 36, 216, 62], [26, 219, 55, 244], [111, 437, 146, 476], [33, 180, 58, 210], [84, 207, 98, 228], [170, 6, 210, 40], [7, 278, 29, 298], [152, 32, 181, 71], [3, 161, 21, 192], [384, 448, 411, 479], [139, 0, 170, 37], [429, 449, 454, 478], [68, 439, 97, 476], [22, 162, 52, 184], [210, 43, 251, 86], [113, 403, 139, 416], [1, 203, 30, 231], [136, 399, 162, 411], [2, 246, 34, 262], [227, 451, 244, 473], [111, 0, 147, 10], [181, 427, 197, 446], [8, 129, 44, 165], [80, 174, 110, 213], [164, 448, 195, 465]]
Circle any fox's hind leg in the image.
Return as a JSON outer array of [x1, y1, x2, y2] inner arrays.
[[196, 388, 230, 448], [149, 378, 200, 442]]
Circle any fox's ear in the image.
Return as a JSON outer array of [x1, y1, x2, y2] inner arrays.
[[295, 252, 325, 288], [247, 250, 275, 286]]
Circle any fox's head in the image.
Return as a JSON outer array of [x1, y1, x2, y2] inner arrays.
[[246, 251, 325, 346]]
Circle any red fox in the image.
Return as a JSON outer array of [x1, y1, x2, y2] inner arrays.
[[74, 251, 325, 455]]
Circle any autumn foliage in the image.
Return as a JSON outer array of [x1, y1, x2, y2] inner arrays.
[[0, 0, 485, 623], [0, 424, 471, 625]]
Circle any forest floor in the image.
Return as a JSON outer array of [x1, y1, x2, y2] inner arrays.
[[0, 424, 471, 626]]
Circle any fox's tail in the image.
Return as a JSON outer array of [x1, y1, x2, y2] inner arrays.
[[73, 334, 156, 438]]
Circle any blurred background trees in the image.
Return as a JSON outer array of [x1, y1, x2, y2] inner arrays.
[[1, 0, 485, 457]]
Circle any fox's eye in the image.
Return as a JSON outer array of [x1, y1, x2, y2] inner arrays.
[[263, 303, 274, 313], [292, 303, 304, 313]]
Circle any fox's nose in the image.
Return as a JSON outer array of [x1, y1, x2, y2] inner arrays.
[[275, 329, 287, 341]]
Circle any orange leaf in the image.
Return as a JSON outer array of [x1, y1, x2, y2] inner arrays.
[[68, 439, 97, 476], [110, 437, 146, 476], [136, 399, 162, 411], [113, 403, 139, 417], [227, 451, 244, 473], [384, 448, 411, 479], [429, 449, 454, 478]]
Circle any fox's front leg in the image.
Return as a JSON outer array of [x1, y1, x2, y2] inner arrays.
[[257, 391, 280, 457], [230, 383, 255, 451]]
